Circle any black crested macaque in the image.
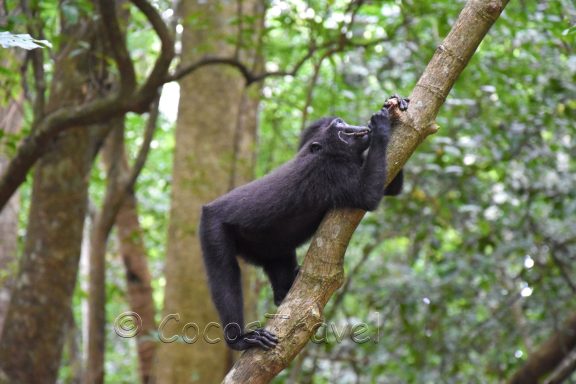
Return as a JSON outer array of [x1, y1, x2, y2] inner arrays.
[[200, 97, 408, 350]]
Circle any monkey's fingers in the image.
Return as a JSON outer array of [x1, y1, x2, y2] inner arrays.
[[382, 94, 410, 111], [248, 336, 275, 350], [245, 328, 278, 349], [260, 329, 279, 343], [397, 97, 410, 111]]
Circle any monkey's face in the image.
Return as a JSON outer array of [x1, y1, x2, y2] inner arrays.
[[328, 118, 372, 154], [301, 117, 371, 160]]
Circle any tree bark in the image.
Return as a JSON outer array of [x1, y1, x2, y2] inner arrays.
[[86, 120, 124, 384], [509, 313, 576, 384], [0, 98, 23, 338], [63, 309, 83, 384], [0, 2, 25, 335], [155, 1, 264, 383], [115, 179, 157, 384], [103, 125, 158, 383], [86, 93, 158, 383], [223, 0, 510, 382]]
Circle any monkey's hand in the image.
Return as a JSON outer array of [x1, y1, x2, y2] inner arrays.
[[368, 107, 391, 141], [228, 328, 278, 351]]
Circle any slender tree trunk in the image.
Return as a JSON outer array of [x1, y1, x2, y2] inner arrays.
[[0, 11, 99, 383], [155, 1, 264, 382], [86, 109, 158, 383], [85, 88, 158, 383], [0, 98, 23, 338], [85, 2, 158, 381], [86, 222, 107, 384], [86, 120, 125, 384], [116, 186, 157, 383], [111, 139, 157, 384], [63, 309, 83, 384]]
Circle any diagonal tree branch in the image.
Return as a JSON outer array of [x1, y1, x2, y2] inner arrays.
[[223, 0, 511, 382], [544, 349, 576, 384], [508, 313, 576, 384]]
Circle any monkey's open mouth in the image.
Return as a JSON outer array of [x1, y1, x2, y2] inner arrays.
[[340, 129, 371, 137], [337, 128, 371, 144]]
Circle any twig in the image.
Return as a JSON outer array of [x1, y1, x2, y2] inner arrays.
[[100, 93, 161, 237], [98, 0, 137, 96], [131, 0, 175, 102]]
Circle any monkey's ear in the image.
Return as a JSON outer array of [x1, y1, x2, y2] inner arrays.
[[310, 142, 322, 153]]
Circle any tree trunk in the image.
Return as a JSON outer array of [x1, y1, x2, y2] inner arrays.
[[116, 185, 157, 383], [86, 102, 158, 383], [0, 2, 25, 334], [86, 120, 125, 384], [0, 98, 23, 338], [63, 309, 83, 384], [0, 94, 92, 384], [113, 138, 157, 384], [155, 1, 264, 382], [0, 12, 98, 383]]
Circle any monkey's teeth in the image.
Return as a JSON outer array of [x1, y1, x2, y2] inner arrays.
[[341, 130, 370, 137]]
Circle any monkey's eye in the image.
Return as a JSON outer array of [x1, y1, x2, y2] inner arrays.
[[331, 118, 344, 127], [310, 142, 322, 153]]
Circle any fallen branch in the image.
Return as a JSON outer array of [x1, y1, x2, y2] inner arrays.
[[223, 0, 510, 382]]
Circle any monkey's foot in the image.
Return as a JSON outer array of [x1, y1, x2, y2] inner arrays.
[[228, 328, 278, 351], [384, 94, 410, 111]]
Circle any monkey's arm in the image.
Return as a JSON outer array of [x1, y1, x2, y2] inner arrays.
[[355, 107, 391, 210]]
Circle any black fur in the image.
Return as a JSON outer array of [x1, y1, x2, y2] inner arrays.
[[199, 106, 401, 350]]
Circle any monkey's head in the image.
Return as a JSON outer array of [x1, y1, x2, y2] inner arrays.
[[299, 117, 371, 158]]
